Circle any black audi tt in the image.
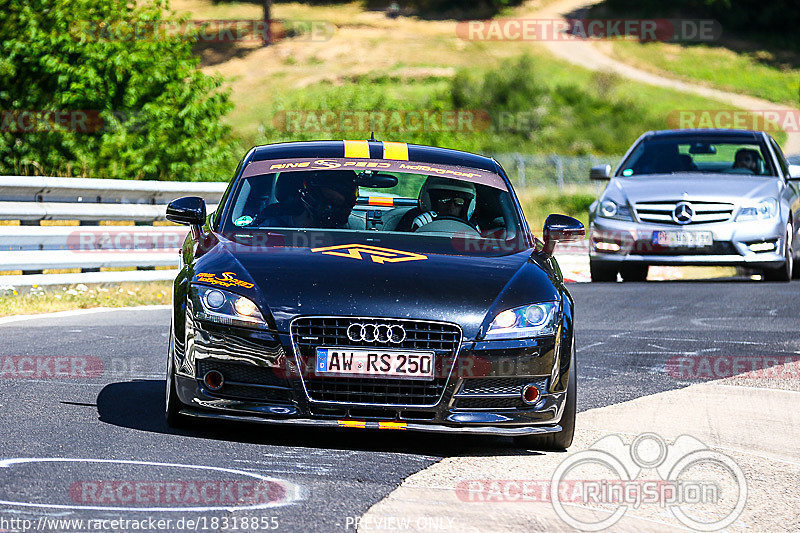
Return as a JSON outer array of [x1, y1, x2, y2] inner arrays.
[[165, 140, 583, 449]]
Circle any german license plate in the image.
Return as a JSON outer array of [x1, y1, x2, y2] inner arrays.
[[315, 348, 434, 380], [652, 231, 713, 248]]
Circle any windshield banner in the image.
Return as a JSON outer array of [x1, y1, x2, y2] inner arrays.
[[242, 158, 508, 190]]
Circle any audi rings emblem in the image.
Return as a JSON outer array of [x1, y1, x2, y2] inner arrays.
[[347, 323, 406, 344]]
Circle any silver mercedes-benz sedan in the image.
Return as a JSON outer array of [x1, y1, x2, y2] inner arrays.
[[588, 129, 800, 282]]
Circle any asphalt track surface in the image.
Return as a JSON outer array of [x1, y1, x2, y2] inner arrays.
[[1, 279, 798, 532]]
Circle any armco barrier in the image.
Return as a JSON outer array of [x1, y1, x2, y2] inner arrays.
[[0, 175, 592, 288], [0, 176, 227, 287]]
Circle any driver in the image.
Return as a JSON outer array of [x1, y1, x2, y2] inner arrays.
[[411, 176, 477, 231], [256, 171, 357, 229], [733, 148, 759, 173]]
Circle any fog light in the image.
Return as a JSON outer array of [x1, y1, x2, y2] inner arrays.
[[749, 241, 776, 253], [594, 241, 621, 252], [521, 384, 540, 405], [203, 370, 224, 391]]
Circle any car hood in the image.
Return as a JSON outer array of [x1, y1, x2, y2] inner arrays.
[[611, 174, 781, 205], [192, 238, 559, 339]]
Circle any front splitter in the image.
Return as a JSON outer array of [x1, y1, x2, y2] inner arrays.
[[179, 408, 562, 437]]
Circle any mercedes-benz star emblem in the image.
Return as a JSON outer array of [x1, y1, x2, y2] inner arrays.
[[347, 323, 406, 344], [672, 201, 694, 225]]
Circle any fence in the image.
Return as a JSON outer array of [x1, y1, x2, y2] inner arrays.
[[0, 176, 227, 288], [493, 153, 621, 189]]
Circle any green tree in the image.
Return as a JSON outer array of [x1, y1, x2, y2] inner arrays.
[[0, 0, 234, 180]]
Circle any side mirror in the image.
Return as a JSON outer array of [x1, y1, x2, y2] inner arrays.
[[166, 196, 206, 226], [788, 164, 800, 180], [590, 164, 611, 180], [543, 214, 585, 255]]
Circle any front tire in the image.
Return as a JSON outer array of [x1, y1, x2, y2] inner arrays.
[[763, 224, 792, 282], [514, 347, 576, 451], [619, 264, 648, 282], [166, 325, 190, 429], [590, 260, 618, 282]]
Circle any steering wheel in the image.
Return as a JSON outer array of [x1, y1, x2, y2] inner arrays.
[[413, 215, 481, 236]]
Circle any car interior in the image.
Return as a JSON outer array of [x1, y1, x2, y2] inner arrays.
[[622, 140, 775, 176], [226, 171, 519, 240]]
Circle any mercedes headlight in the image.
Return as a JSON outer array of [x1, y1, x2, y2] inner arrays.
[[193, 285, 265, 327], [485, 302, 559, 340], [736, 198, 778, 221], [597, 199, 633, 221]]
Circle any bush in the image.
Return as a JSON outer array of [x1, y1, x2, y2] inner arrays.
[[400, 0, 523, 18], [0, 0, 235, 180], [449, 55, 650, 154]]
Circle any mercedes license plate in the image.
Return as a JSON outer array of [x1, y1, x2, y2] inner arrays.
[[652, 231, 713, 248]]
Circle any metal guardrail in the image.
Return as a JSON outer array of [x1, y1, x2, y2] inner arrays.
[[0, 166, 598, 289], [0, 176, 227, 287]]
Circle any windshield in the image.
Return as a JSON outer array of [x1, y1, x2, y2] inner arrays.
[[219, 158, 527, 256], [619, 138, 776, 177]]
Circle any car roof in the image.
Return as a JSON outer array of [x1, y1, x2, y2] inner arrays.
[[249, 140, 500, 173], [644, 129, 765, 141]]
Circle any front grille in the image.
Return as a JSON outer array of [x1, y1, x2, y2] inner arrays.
[[458, 377, 549, 396], [291, 317, 461, 406], [634, 201, 734, 225]]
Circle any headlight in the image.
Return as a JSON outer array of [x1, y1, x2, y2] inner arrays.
[[736, 198, 778, 221], [485, 302, 559, 340], [597, 199, 633, 221], [193, 285, 265, 327]]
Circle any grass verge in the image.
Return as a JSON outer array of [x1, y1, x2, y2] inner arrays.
[[517, 186, 595, 232], [0, 282, 172, 318], [609, 41, 800, 107]]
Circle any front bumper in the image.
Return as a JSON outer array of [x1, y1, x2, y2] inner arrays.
[[589, 217, 786, 267], [174, 316, 572, 436]]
